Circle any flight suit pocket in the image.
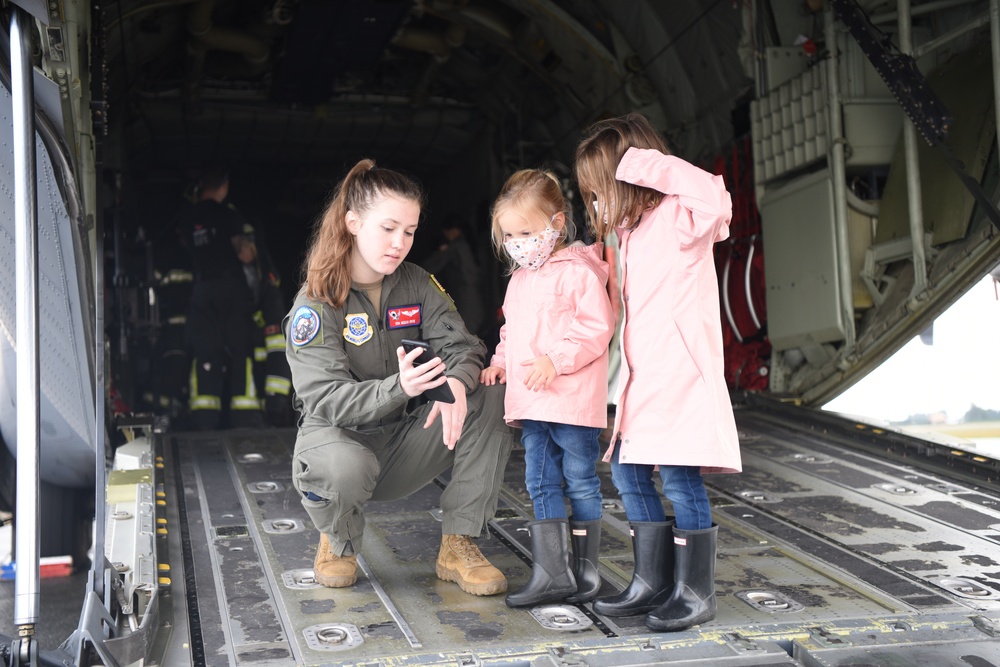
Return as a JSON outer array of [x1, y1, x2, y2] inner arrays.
[[293, 453, 334, 505]]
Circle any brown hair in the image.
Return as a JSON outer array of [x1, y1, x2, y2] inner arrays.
[[574, 112, 671, 241], [302, 159, 424, 307], [489, 169, 572, 273]]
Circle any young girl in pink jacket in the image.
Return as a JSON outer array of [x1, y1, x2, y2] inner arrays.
[[480, 169, 615, 607], [575, 113, 743, 632]]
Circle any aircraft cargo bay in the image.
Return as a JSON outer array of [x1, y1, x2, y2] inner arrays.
[[92, 394, 1000, 666]]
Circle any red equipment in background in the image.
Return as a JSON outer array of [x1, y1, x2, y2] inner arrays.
[[713, 136, 770, 391]]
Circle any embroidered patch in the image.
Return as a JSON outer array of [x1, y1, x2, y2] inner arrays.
[[386, 304, 421, 329], [290, 306, 321, 347], [428, 274, 456, 311], [343, 313, 373, 346]]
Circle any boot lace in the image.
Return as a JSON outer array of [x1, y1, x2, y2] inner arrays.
[[451, 535, 485, 564]]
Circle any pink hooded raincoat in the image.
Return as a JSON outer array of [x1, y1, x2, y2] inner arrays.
[[491, 243, 615, 429], [605, 147, 742, 474]]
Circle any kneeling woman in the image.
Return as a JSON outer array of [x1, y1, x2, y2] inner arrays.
[[285, 159, 515, 596]]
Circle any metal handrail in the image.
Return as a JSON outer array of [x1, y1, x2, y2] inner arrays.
[[12, 6, 40, 647]]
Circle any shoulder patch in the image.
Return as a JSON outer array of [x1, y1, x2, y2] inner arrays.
[[290, 306, 322, 347], [428, 274, 456, 311]]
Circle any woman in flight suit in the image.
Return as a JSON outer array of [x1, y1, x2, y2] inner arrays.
[[284, 159, 514, 596]]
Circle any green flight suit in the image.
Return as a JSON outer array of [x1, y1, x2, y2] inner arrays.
[[284, 262, 515, 556]]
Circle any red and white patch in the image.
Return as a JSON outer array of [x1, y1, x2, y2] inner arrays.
[[674, 536, 688, 547], [387, 304, 421, 329]]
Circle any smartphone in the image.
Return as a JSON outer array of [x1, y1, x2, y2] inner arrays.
[[401, 339, 456, 404]]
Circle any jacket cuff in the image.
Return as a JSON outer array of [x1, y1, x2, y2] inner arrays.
[[615, 146, 643, 183], [448, 366, 479, 393], [547, 351, 567, 376]]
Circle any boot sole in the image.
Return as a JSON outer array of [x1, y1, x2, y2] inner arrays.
[[644, 609, 715, 632], [505, 586, 577, 608], [314, 569, 357, 587], [592, 603, 658, 617], [436, 564, 507, 596]]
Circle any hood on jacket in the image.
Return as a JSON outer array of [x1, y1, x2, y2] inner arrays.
[[546, 242, 608, 282]]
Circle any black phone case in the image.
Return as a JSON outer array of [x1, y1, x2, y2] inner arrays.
[[401, 339, 456, 404]]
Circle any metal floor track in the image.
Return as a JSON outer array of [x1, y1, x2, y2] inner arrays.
[[154, 402, 1000, 667]]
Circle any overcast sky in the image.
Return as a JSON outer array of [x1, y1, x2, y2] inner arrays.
[[824, 275, 1000, 423]]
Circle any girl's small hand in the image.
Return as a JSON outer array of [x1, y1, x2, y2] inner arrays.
[[396, 345, 448, 398], [479, 366, 507, 386], [520, 355, 556, 391]]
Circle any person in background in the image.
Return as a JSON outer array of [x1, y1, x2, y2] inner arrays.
[[184, 166, 263, 429], [481, 169, 614, 608], [420, 213, 486, 337], [150, 261, 194, 421], [234, 213, 295, 426], [284, 159, 515, 596], [147, 203, 195, 423], [574, 112, 742, 632]]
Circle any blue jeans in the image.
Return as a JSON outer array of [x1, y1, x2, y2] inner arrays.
[[609, 445, 712, 530], [521, 420, 603, 522]]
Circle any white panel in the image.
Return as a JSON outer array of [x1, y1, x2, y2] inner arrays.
[[760, 170, 846, 351], [752, 59, 828, 184], [0, 81, 95, 487]]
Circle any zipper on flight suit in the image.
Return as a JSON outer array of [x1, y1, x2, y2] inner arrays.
[[350, 287, 395, 428]]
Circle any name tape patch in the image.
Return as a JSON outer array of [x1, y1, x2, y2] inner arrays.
[[387, 304, 421, 329]]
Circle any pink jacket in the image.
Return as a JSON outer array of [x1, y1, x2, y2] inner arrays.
[[605, 147, 742, 475], [491, 243, 614, 429]]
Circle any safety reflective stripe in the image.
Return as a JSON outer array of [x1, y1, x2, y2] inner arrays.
[[231, 396, 262, 410], [189, 359, 221, 412], [265, 333, 284, 353], [167, 315, 187, 325], [161, 269, 194, 284], [265, 375, 291, 396], [231, 358, 261, 411], [191, 395, 221, 411], [254, 347, 267, 362]]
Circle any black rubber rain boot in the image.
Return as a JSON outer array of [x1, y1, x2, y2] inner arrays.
[[645, 524, 719, 632], [565, 519, 602, 604], [505, 519, 577, 607], [592, 520, 675, 617]]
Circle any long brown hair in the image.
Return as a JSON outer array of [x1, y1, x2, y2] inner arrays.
[[574, 112, 671, 241], [302, 159, 424, 307], [489, 169, 572, 273]]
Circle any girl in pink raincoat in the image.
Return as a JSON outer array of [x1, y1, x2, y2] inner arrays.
[[575, 113, 742, 632], [480, 169, 615, 608]]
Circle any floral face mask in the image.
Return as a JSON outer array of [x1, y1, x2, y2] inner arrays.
[[503, 220, 560, 270]]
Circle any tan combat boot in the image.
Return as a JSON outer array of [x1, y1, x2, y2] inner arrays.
[[436, 534, 507, 596], [313, 533, 357, 588]]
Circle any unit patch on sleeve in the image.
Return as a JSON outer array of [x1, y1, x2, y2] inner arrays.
[[290, 306, 322, 347], [343, 313, 373, 346], [386, 304, 421, 329]]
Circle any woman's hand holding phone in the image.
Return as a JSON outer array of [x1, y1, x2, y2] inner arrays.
[[397, 339, 457, 404], [396, 344, 448, 398]]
